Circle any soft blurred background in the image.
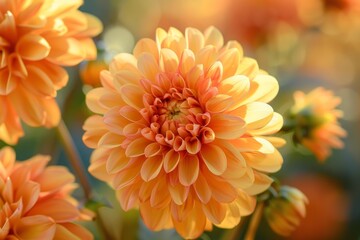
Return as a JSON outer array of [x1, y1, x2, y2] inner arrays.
[[6, 0, 360, 239]]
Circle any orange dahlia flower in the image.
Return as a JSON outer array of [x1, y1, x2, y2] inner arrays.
[[0, 0, 102, 144], [288, 87, 347, 161], [83, 26, 284, 239], [0, 146, 92, 239]]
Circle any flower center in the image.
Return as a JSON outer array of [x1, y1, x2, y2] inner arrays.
[[140, 73, 215, 154]]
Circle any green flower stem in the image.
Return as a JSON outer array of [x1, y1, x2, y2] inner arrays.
[[244, 201, 265, 240], [56, 119, 92, 201]]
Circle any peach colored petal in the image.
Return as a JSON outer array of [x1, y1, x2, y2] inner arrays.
[[209, 114, 246, 140], [163, 149, 180, 173], [54, 223, 93, 240], [243, 102, 274, 129], [14, 216, 56, 240], [179, 49, 195, 76], [204, 26, 224, 50], [244, 172, 273, 195], [140, 155, 163, 182], [98, 132, 125, 148], [248, 112, 283, 135], [242, 148, 283, 173], [200, 144, 227, 175], [16, 35, 50, 61], [47, 38, 86, 66], [206, 94, 234, 113], [236, 57, 259, 80], [202, 198, 227, 224], [193, 171, 212, 204], [109, 53, 138, 75], [125, 138, 150, 157], [178, 154, 199, 186], [22, 65, 56, 97], [27, 199, 79, 223], [245, 74, 279, 104], [42, 98, 60, 127], [218, 47, 242, 79], [85, 88, 109, 114], [185, 28, 205, 53], [116, 185, 140, 211], [82, 115, 108, 148], [137, 53, 160, 82], [172, 202, 206, 239], [0, 67, 19, 95], [35, 166, 75, 193], [195, 45, 217, 71], [160, 48, 179, 73], [106, 148, 128, 174], [150, 177, 171, 208], [140, 202, 172, 231], [119, 84, 144, 110], [88, 148, 112, 182], [168, 180, 189, 205], [133, 38, 159, 60], [14, 181, 40, 213], [8, 86, 45, 126]]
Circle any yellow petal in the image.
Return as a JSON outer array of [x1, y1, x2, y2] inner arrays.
[[179, 49, 195, 76], [160, 48, 179, 73], [137, 52, 160, 82], [248, 112, 283, 135], [218, 47, 242, 79], [206, 94, 234, 113], [243, 102, 274, 129], [204, 26, 224, 50], [185, 27, 205, 54], [119, 84, 144, 110], [244, 172, 273, 195]]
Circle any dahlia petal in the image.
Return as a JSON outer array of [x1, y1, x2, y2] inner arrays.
[[160, 48, 179, 73], [99, 132, 124, 148], [178, 154, 199, 186], [34, 62, 68, 90], [47, 38, 86, 66], [236, 190, 256, 216], [168, 181, 189, 205], [133, 38, 159, 60], [54, 224, 83, 240], [125, 138, 150, 157], [150, 176, 171, 208], [27, 199, 79, 222], [0, 146, 15, 170], [0, 113, 24, 145], [206, 172, 237, 203], [42, 98, 60, 127], [218, 75, 250, 109], [170, 198, 194, 222], [179, 49, 195, 76], [172, 202, 206, 239], [155, 28, 167, 49], [0, 12, 16, 43], [186, 64, 204, 91], [200, 144, 227, 175], [54, 223, 93, 240], [82, 115, 108, 148], [35, 166, 75, 193], [85, 88, 108, 114], [9, 86, 45, 126], [17, 35, 50, 61], [113, 158, 142, 190], [206, 61, 223, 84], [214, 201, 241, 229], [163, 149, 180, 173], [245, 74, 279, 104], [244, 172, 273, 195], [119, 84, 144, 110], [262, 136, 286, 148], [137, 53, 160, 82], [206, 94, 234, 113], [202, 198, 226, 224], [231, 137, 274, 154], [116, 185, 140, 211], [248, 112, 283, 135], [88, 148, 112, 182], [185, 28, 205, 53], [106, 147, 128, 174], [42, 0, 83, 17], [236, 57, 259, 80], [14, 216, 56, 240], [243, 148, 283, 173], [77, 38, 97, 60], [204, 26, 224, 50], [0, 218, 10, 239], [193, 171, 212, 204], [0, 69, 18, 95], [196, 45, 217, 71], [185, 136, 201, 154], [144, 142, 162, 157], [209, 114, 246, 140], [141, 155, 163, 182], [218, 47, 242, 79], [243, 102, 274, 129], [140, 201, 172, 231], [22, 65, 56, 96], [9, 53, 27, 78], [109, 53, 138, 74]]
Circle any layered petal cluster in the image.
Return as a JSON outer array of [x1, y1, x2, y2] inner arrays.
[[265, 186, 308, 236], [83, 26, 284, 239], [289, 87, 347, 161], [0, 0, 102, 144], [0, 146, 92, 239]]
